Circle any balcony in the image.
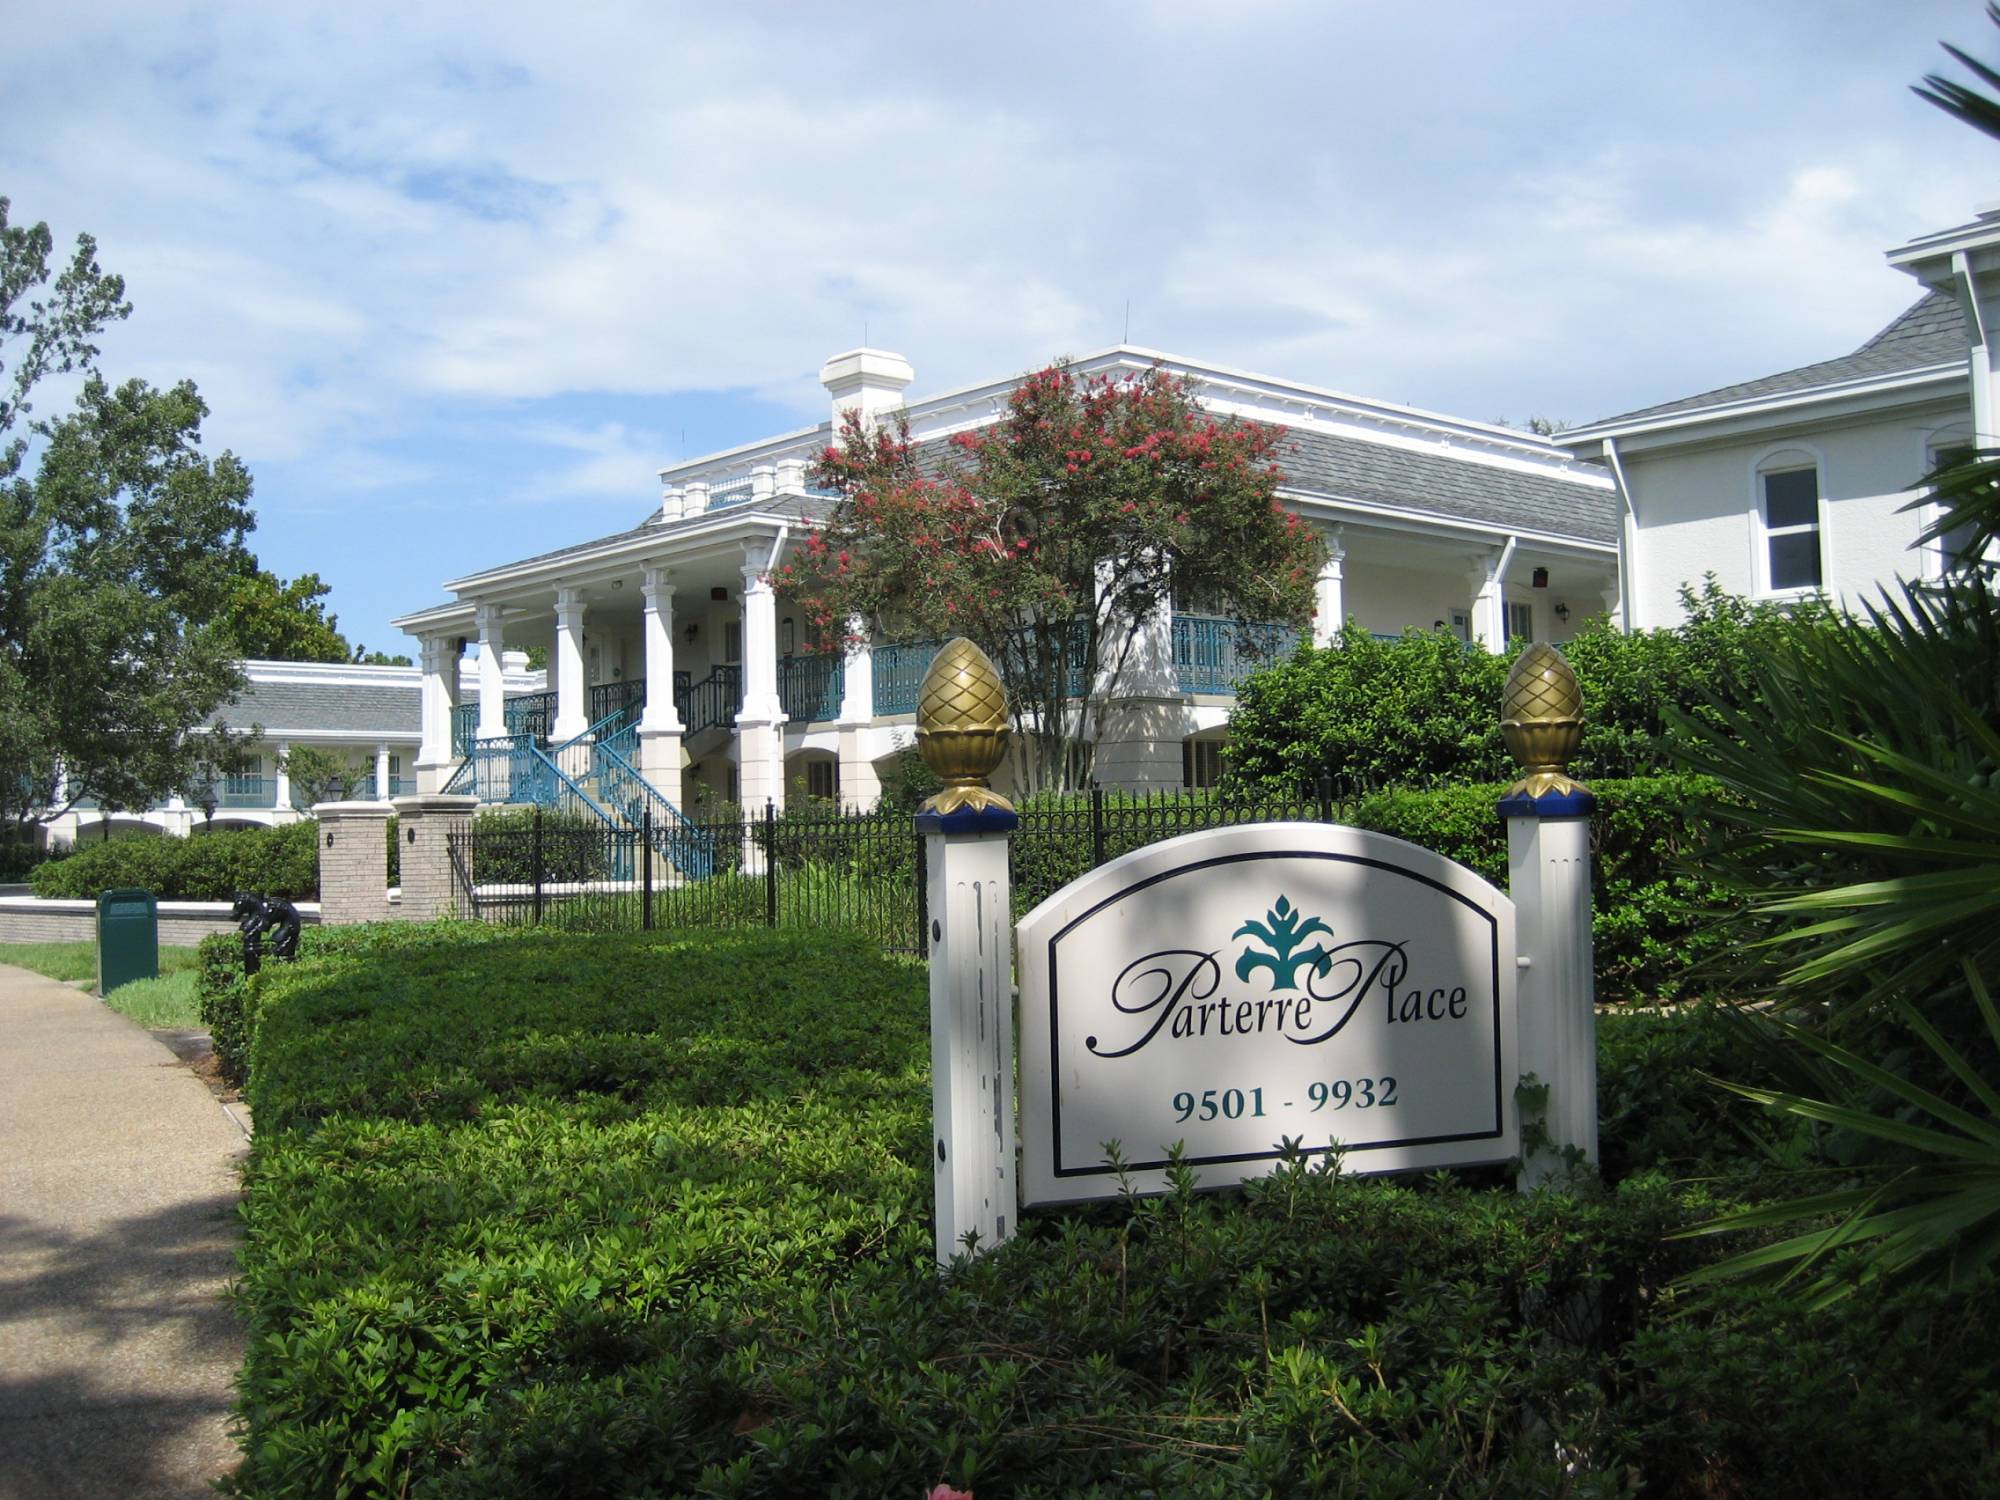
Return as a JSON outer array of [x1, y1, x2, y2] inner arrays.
[[682, 666, 742, 735], [778, 653, 845, 723], [1172, 614, 1298, 695], [871, 640, 941, 717], [220, 776, 272, 809]]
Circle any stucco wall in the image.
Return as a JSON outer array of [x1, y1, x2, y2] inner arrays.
[[1624, 400, 1963, 628]]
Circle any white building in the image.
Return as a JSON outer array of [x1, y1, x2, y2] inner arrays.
[[42, 655, 540, 845], [1558, 208, 2000, 628], [393, 345, 1618, 821]]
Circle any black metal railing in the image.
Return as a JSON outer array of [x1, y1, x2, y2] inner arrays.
[[446, 783, 1346, 955]]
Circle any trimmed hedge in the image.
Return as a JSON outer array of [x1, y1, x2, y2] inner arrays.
[[1354, 775, 1730, 1001], [223, 930, 2000, 1498], [1226, 582, 1824, 796], [32, 820, 319, 901]]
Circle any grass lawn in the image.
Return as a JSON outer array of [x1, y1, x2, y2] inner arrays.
[[0, 941, 205, 1028]]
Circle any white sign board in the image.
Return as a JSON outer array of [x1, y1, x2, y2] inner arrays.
[[1018, 823, 1517, 1204]]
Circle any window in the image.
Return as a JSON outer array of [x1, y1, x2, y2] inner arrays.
[[225, 757, 263, 796], [1761, 465, 1822, 591], [1504, 601, 1535, 643], [805, 759, 837, 800], [723, 621, 743, 663], [1183, 739, 1224, 789], [1931, 446, 1989, 575]]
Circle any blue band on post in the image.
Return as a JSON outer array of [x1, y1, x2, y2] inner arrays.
[[1497, 788, 1596, 819], [915, 806, 1020, 835]]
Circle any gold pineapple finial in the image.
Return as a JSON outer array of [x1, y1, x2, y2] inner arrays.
[[915, 637, 1014, 814], [1501, 642, 1587, 799]]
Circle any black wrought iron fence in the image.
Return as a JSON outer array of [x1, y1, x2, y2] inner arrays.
[[447, 783, 1346, 955]]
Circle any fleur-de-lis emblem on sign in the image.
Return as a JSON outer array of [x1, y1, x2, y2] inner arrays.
[[1233, 895, 1334, 991]]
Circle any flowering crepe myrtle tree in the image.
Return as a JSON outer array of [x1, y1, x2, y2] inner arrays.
[[775, 361, 1326, 792]]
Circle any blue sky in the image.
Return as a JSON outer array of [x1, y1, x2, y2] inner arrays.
[[3, 1, 1992, 653]]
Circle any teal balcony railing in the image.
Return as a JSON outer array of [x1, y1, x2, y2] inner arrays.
[[220, 776, 271, 809], [778, 653, 845, 722], [871, 640, 942, 716], [683, 666, 742, 735], [588, 680, 645, 729], [1172, 614, 1298, 695]]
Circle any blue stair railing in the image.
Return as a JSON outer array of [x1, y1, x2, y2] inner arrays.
[[595, 722, 714, 879]]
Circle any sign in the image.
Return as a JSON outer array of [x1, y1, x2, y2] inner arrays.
[[1017, 823, 1517, 1204]]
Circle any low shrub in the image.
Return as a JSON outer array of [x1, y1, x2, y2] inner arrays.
[[226, 929, 2000, 1497], [468, 807, 612, 885], [31, 821, 319, 902], [196, 919, 502, 1087]]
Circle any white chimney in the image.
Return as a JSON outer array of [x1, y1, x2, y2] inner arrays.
[[820, 347, 914, 429]]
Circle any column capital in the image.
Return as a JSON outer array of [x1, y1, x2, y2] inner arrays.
[[555, 585, 586, 618], [474, 601, 505, 636], [641, 566, 676, 604]]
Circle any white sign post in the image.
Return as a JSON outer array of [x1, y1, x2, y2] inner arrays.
[[920, 804, 1019, 1263], [1504, 786, 1598, 1188], [1017, 823, 1518, 1204]]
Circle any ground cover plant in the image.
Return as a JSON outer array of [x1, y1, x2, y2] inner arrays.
[[227, 928, 1999, 1498]]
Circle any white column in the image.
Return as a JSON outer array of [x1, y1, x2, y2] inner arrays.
[[740, 554, 781, 720], [750, 464, 776, 502], [1312, 535, 1346, 648], [836, 616, 879, 811], [374, 744, 391, 798], [1508, 799, 1598, 1190], [1469, 554, 1504, 654], [552, 586, 588, 742], [639, 570, 684, 734], [638, 567, 685, 807], [660, 486, 685, 522], [272, 741, 291, 811], [775, 459, 807, 494], [923, 809, 1018, 1263], [735, 544, 787, 817], [476, 603, 506, 740]]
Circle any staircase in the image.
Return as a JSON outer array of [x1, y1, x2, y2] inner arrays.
[[442, 706, 713, 879]]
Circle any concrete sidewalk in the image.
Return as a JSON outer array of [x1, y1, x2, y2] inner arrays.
[[0, 965, 247, 1500]]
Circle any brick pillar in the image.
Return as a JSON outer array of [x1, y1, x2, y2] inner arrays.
[[391, 794, 478, 922], [315, 801, 395, 925]]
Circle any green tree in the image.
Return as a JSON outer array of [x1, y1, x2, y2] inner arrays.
[[0, 198, 256, 830], [217, 567, 350, 661], [278, 744, 368, 806], [778, 362, 1326, 791]]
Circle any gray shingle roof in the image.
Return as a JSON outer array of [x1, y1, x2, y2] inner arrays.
[[471, 421, 1615, 584], [1276, 429, 1617, 542], [216, 679, 420, 736], [1582, 291, 1968, 429]]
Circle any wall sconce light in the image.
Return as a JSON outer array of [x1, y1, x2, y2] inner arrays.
[[1531, 566, 1549, 589], [1554, 602, 1570, 624], [683, 622, 700, 645], [325, 831, 335, 848]]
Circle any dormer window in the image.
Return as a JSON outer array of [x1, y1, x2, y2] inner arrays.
[[1759, 457, 1822, 592]]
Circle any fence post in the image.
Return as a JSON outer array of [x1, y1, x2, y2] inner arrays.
[[642, 808, 654, 932], [314, 799, 394, 925], [764, 801, 778, 928], [1317, 773, 1334, 825], [390, 794, 478, 922], [532, 806, 545, 926], [1089, 785, 1106, 869], [1498, 644, 1598, 1191]]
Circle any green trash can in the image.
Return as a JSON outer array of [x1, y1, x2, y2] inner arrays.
[[96, 888, 159, 995]]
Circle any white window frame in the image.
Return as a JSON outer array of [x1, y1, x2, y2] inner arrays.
[[1750, 445, 1829, 599], [1923, 430, 1990, 578], [1502, 597, 1536, 644]]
